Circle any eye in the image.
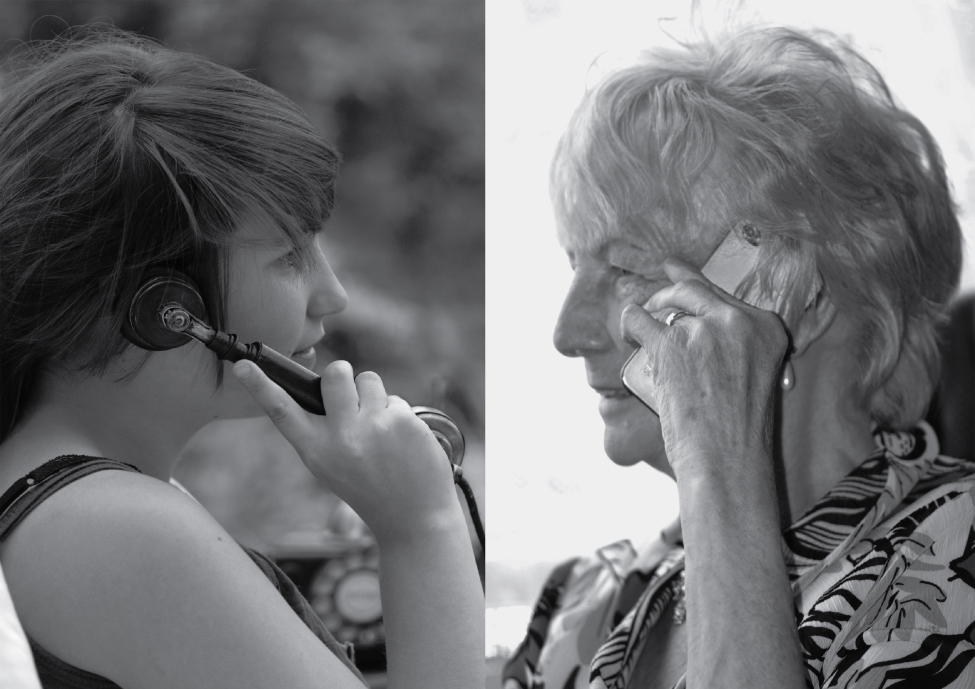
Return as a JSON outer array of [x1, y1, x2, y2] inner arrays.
[[279, 249, 303, 272], [610, 264, 639, 278]]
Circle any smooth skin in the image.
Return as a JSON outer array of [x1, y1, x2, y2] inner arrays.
[[0, 212, 483, 689], [549, 215, 876, 687], [233, 360, 484, 689]]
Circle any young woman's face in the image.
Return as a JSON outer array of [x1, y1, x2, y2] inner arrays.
[[216, 212, 348, 416]]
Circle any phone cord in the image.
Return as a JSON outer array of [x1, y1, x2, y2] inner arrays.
[[453, 466, 485, 554]]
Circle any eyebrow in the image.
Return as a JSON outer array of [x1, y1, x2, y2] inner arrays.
[[233, 237, 293, 252], [602, 239, 644, 257], [603, 240, 650, 262], [603, 241, 669, 278]]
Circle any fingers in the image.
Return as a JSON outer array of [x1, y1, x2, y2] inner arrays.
[[644, 278, 721, 316], [661, 256, 704, 284], [320, 360, 359, 418], [355, 371, 388, 412], [620, 303, 666, 354], [233, 361, 309, 443], [386, 395, 413, 414]]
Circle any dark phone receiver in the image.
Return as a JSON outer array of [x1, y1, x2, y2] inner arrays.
[[120, 269, 468, 464], [120, 268, 485, 565], [621, 227, 763, 415]]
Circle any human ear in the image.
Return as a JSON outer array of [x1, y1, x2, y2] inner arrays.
[[790, 280, 837, 357]]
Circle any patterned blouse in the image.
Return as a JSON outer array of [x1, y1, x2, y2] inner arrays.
[[502, 422, 975, 689]]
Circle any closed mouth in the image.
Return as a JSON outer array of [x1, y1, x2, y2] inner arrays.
[[593, 387, 630, 399]]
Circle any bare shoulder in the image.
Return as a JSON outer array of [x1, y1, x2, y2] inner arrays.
[[1, 469, 361, 689], [0, 469, 229, 592]]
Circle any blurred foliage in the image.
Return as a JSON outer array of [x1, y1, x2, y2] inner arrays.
[[0, 0, 485, 548]]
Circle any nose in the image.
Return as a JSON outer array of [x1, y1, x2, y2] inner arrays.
[[553, 274, 613, 358], [308, 255, 349, 319]]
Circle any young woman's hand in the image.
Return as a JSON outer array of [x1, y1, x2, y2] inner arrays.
[[233, 359, 458, 544], [234, 359, 484, 688]]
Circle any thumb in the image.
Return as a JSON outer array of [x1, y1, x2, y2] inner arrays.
[[232, 360, 312, 449]]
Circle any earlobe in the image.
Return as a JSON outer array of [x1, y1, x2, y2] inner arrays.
[[790, 285, 837, 357]]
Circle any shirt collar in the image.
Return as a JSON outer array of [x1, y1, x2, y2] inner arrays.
[[782, 421, 965, 590]]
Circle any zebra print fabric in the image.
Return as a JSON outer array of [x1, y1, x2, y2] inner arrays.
[[503, 422, 975, 689]]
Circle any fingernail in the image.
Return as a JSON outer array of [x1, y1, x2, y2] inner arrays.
[[233, 361, 251, 379]]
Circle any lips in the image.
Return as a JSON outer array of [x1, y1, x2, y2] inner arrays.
[[290, 340, 320, 369], [593, 387, 631, 399]]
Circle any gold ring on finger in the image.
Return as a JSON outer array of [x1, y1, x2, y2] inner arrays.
[[665, 310, 692, 327]]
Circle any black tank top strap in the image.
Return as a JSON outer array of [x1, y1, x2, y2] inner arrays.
[[29, 637, 123, 689], [0, 455, 140, 542], [0, 454, 367, 687]]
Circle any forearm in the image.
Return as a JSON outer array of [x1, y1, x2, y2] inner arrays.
[[377, 504, 484, 689], [677, 459, 806, 689]]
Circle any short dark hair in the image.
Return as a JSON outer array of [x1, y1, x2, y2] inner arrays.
[[552, 27, 962, 428], [0, 27, 341, 441]]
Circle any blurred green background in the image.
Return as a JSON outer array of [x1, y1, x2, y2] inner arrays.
[[0, 0, 485, 553]]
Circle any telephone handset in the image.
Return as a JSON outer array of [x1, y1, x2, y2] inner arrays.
[[620, 224, 763, 415], [120, 269, 485, 557]]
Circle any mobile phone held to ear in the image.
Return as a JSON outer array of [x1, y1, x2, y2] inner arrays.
[[620, 224, 763, 415]]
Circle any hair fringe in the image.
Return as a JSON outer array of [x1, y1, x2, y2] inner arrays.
[[0, 25, 341, 441]]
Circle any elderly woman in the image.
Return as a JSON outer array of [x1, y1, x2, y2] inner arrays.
[[503, 27, 973, 689]]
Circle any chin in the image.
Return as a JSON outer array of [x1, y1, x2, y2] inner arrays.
[[601, 411, 673, 476], [603, 430, 650, 466]]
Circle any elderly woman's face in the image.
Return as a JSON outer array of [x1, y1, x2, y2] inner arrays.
[[553, 218, 725, 473]]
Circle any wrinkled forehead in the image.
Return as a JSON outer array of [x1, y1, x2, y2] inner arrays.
[[555, 207, 676, 258], [552, 179, 725, 268], [552, 163, 725, 269]]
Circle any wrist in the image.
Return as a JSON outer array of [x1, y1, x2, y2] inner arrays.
[[676, 457, 782, 540], [674, 446, 775, 496], [371, 501, 468, 549]]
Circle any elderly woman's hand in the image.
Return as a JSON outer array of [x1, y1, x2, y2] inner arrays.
[[620, 257, 789, 481], [622, 257, 807, 689]]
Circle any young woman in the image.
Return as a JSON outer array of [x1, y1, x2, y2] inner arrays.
[[0, 29, 482, 689]]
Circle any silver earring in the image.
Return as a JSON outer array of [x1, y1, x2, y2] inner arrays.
[[781, 360, 795, 391]]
